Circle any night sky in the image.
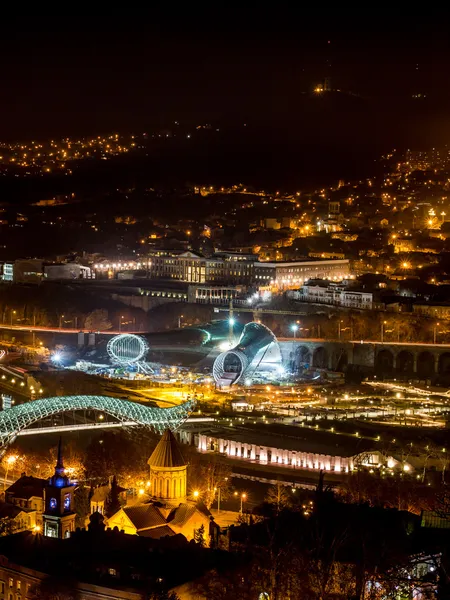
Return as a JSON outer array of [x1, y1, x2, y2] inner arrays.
[[1, 14, 449, 140]]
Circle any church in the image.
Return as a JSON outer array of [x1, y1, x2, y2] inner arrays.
[[106, 429, 214, 542]]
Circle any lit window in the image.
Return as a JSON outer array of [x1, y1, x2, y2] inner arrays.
[[49, 498, 57, 510]]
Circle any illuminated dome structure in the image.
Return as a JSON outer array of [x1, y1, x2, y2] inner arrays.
[[213, 322, 282, 387], [107, 334, 149, 364]]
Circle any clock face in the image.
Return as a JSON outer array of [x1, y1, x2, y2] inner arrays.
[[49, 498, 57, 509]]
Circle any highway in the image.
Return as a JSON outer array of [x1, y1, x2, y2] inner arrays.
[[0, 324, 142, 335]]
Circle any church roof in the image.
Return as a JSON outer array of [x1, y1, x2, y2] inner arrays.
[[167, 502, 211, 528], [138, 525, 176, 539], [148, 429, 186, 468], [122, 504, 167, 530]]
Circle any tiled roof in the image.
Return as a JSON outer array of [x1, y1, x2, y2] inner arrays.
[[6, 476, 46, 500], [138, 525, 176, 539], [0, 502, 29, 519], [167, 503, 209, 528], [148, 429, 186, 468], [123, 504, 166, 530]]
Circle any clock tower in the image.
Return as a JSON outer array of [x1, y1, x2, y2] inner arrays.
[[43, 439, 76, 539]]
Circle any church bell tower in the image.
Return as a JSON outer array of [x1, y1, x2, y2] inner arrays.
[[43, 439, 76, 539]]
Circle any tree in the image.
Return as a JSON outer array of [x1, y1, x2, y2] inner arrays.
[[84, 309, 112, 331], [188, 455, 232, 509], [194, 523, 206, 547], [104, 476, 121, 517], [265, 481, 292, 513], [74, 485, 91, 528]]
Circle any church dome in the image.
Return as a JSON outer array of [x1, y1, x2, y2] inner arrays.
[[148, 429, 186, 468]]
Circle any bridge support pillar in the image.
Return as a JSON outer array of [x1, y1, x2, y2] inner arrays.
[[434, 355, 439, 374], [77, 332, 85, 347], [392, 354, 397, 370], [328, 354, 334, 370], [413, 355, 418, 373]]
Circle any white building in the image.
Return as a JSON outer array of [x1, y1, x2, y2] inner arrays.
[[289, 280, 373, 309], [0, 263, 13, 282]]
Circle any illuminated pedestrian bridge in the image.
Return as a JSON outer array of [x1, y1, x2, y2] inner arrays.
[[0, 395, 195, 453]]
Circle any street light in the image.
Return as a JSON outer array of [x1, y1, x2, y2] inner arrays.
[[240, 492, 247, 513], [193, 490, 199, 500], [59, 314, 64, 329], [434, 322, 440, 345], [10, 310, 16, 327], [215, 477, 228, 514], [291, 324, 298, 339], [178, 314, 184, 329], [119, 315, 124, 332], [381, 320, 387, 343]]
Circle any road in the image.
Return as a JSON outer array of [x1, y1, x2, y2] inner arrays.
[[0, 324, 142, 335]]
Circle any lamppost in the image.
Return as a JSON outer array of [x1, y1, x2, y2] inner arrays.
[[119, 315, 124, 332], [229, 317, 235, 344], [214, 477, 228, 514], [291, 324, 298, 339], [434, 322, 440, 345], [381, 320, 387, 343], [59, 314, 64, 329], [178, 314, 184, 329], [240, 492, 247, 513], [3, 455, 17, 490], [10, 310, 16, 327]]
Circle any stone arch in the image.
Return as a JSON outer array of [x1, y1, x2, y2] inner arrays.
[[417, 352, 435, 378], [312, 346, 328, 369], [297, 346, 311, 369], [438, 353, 450, 376], [396, 350, 414, 375], [375, 349, 394, 376]]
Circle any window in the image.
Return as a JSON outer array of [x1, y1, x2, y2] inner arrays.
[[108, 568, 117, 577], [15, 582, 20, 591], [0, 581, 4, 594], [8, 580, 13, 589], [49, 498, 57, 510], [63, 494, 70, 511]]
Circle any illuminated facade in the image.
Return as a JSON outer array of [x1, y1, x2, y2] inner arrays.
[[259, 259, 350, 288]]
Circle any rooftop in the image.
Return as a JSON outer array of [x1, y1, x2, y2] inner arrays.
[[148, 429, 186, 468], [6, 475, 46, 500]]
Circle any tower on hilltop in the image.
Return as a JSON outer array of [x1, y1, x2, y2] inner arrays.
[[43, 438, 76, 539], [147, 429, 187, 503]]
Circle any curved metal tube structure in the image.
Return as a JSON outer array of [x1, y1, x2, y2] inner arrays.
[[213, 322, 279, 385], [0, 395, 195, 453]]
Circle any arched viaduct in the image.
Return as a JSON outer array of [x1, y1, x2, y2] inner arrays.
[[278, 339, 450, 378]]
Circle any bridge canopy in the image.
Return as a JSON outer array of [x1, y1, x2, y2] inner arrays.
[[0, 395, 195, 453]]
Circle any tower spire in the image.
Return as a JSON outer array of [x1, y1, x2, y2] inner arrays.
[[55, 437, 64, 476]]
